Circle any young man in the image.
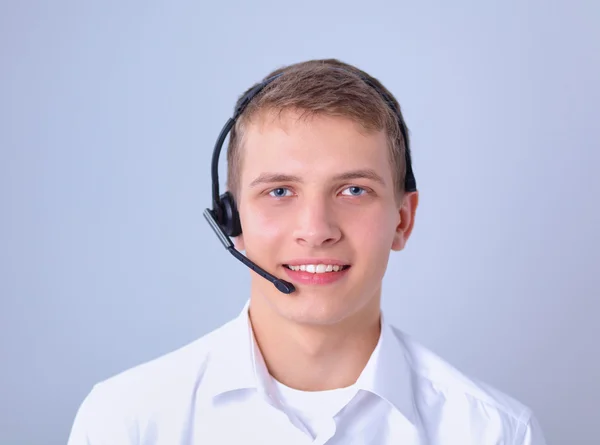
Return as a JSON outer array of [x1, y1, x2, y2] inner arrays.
[[68, 59, 547, 444]]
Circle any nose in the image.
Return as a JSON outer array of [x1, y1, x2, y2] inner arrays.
[[292, 195, 342, 248]]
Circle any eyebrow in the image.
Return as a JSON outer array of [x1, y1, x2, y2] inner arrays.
[[249, 168, 386, 188]]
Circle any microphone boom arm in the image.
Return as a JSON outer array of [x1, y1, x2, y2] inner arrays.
[[203, 208, 295, 294]]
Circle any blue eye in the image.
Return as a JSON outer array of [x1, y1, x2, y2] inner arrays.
[[341, 186, 366, 196], [269, 187, 292, 198]]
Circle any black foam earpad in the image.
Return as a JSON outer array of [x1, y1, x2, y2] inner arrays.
[[218, 191, 242, 237]]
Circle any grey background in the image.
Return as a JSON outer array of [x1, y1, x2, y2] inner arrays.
[[1, 1, 598, 444]]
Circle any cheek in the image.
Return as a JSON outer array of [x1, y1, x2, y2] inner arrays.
[[347, 207, 397, 248], [240, 203, 288, 246]]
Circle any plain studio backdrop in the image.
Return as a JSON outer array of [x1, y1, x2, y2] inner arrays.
[[1, 1, 598, 444]]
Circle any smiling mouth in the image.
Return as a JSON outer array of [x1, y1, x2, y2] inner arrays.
[[283, 264, 351, 273]]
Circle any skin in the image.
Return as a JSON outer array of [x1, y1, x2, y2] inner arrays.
[[234, 109, 419, 391]]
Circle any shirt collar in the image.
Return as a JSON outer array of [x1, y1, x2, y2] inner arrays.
[[354, 311, 417, 424], [203, 301, 279, 403], [203, 301, 417, 423]]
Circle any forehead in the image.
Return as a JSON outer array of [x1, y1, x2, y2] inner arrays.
[[239, 110, 392, 184]]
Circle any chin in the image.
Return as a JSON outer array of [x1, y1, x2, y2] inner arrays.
[[284, 309, 352, 326], [251, 274, 380, 326], [276, 291, 365, 326]]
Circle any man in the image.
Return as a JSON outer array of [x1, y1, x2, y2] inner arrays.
[[68, 59, 547, 444]]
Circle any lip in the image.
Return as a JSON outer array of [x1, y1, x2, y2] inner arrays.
[[281, 264, 351, 286], [282, 258, 350, 267]]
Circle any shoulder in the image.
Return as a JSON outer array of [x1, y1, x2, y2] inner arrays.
[[96, 318, 234, 401], [389, 325, 534, 429], [68, 318, 235, 444]]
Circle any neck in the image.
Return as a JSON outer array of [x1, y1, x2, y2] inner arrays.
[[248, 293, 381, 392]]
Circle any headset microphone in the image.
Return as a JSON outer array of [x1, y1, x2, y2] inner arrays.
[[203, 207, 295, 294], [204, 68, 416, 295]]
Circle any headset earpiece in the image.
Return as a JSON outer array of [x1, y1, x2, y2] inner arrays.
[[217, 191, 242, 237]]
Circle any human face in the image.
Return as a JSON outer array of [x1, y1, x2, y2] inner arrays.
[[235, 110, 417, 326]]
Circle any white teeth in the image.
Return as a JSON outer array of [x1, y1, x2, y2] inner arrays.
[[286, 264, 347, 274]]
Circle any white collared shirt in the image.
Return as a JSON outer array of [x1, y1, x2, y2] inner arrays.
[[67, 303, 547, 444]]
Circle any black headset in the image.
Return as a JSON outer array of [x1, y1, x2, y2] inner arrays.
[[204, 71, 417, 294]]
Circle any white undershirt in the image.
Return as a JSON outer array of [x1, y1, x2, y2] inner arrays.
[[273, 379, 359, 438]]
